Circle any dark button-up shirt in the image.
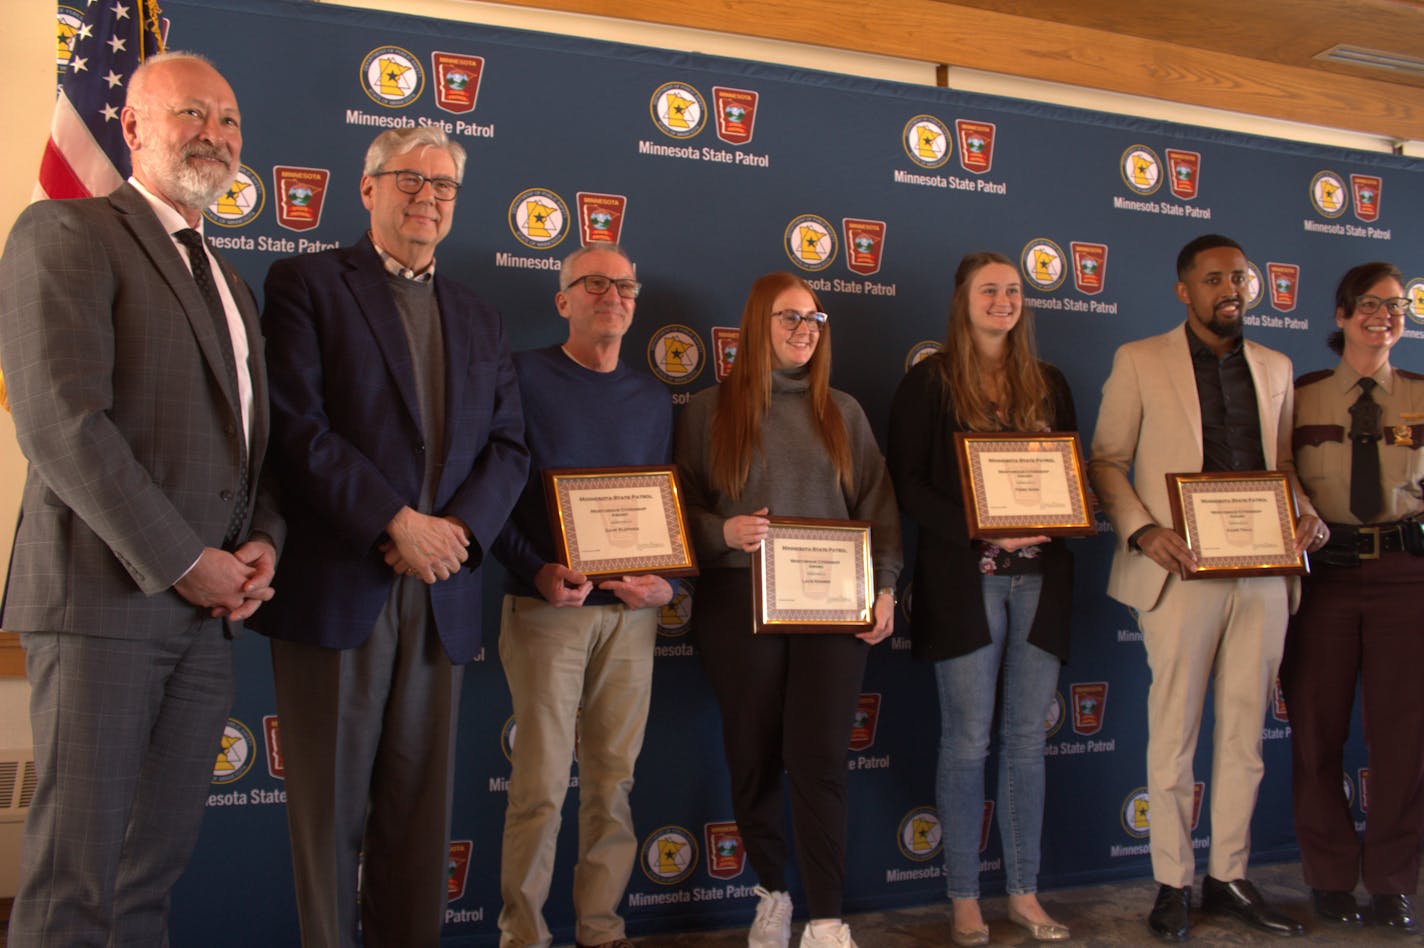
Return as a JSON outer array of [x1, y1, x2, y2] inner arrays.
[[1187, 324, 1264, 472]]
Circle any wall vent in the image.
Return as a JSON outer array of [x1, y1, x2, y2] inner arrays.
[[1316, 44, 1424, 78]]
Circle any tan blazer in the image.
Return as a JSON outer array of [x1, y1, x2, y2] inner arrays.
[[1088, 323, 1306, 614]]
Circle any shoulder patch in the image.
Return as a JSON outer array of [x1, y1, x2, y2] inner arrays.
[[1295, 368, 1334, 388]]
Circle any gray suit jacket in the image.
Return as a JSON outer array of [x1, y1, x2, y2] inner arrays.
[[1088, 323, 1304, 614], [0, 183, 283, 636]]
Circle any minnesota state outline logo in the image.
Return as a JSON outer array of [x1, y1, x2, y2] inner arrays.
[[1245, 262, 1265, 311], [1044, 690, 1065, 738], [650, 81, 706, 139], [641, 825, 698, 884], [1405, 278, 1424, 327], [1121, 787, 1151, 839], [896, 806, 943, 862], [56, 6, 84, 81], [1020, 238, 1066, 292], [508, 187, 570, 250], [1120, 144, 1163, 196], [648, 324, 704, 385], [904, 341, 941, 373], [205, 163, 265, 229], [784, 214, 837, 272], [361, 45, 424, 108], [903, 114, 951, 169], [212, 717, 256, 785], [657, 577, 694, 637], [1309, 170, 1348, 218]]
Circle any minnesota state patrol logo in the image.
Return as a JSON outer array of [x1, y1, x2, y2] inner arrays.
[[431, 52, 483, 114], [1044, 690, 1065, 738], [848, 693, 881, 751], [905, 341, 941, 373], [1266, 262, 1300, 313], [657, 578, 694, 636], [650, 81, 706, 139], [263, 714, 284, 779], [1070, 242, 1108, 296], [705, 821, 746, 880], [712, 86, 759, 145], [903, 114, 951, 169], [1165, 148, 1201, 200], [842, 218, 886, 276], [1191, 781, 1205, 830], [1120, 144, 1162, 196], [1021, 238, 1066, 292], [1358, 768, 1369, 813], [1245, 262, 1265, 311], [56, 6, 84, 80], [784, 214, 837, 272], [361, 45, 424, 108], [1351, 174, 1382, 223], [896, 806, 943, 861], [641, 825, 698, 884], [576, 192, 628, 245], [979, 801, 994, 852], [955, 119, 996, 174], [1271, 677, 1289, 722], [1121, 787, 1151, 839], [1405, 278, 1424, 327], [1310, 170, 1348, 218], [212, 717, 256, 785], [648, 324, 704, 385], [447, 840, 472, 901], [272, 166, 330, 233], [205, 163, 264, 228], [508, 187, 570, 250], [1071, 682, 1108, 736], [712, 326, 740, 382]]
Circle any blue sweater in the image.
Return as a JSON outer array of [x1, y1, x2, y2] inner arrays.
[[493, 345, 674, 604]]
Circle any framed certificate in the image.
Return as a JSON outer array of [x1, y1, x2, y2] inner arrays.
[[542, 466, 699, 579], [1165, 471, 1308, 579], [953, 432, 1095, 538], [750, 517, 874, 634]]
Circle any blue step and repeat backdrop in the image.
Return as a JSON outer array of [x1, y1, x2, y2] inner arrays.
[[139, 1, 1423, 943]]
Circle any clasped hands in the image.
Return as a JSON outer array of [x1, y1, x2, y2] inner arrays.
[[380, 506, 471, 583], [1135, 513, 1324, 578]]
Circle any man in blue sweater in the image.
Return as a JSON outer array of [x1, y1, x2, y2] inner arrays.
[[494, 244, 675, 948]]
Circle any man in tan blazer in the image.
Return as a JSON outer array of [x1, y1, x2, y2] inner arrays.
[[0, 53, 281, 947], [1089, 234, 1323, 942]]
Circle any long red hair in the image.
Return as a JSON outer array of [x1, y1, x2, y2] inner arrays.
[[709, 272, 853, 498]]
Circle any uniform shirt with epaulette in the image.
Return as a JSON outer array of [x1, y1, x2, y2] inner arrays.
[[1294, 359, 1424, 524]]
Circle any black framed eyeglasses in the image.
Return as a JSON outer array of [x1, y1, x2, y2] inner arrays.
[[1355, 295, 1413, 316], [371, 169, 461, 201], [772, 310, 829, 331], [566, 274, 642, 299]]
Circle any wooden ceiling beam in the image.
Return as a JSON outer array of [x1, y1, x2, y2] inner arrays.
[[481, 0, 1424, 141]]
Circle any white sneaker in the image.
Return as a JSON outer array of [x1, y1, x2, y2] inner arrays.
[[798, 920, 857, 948], [748, 885, 792, 948]]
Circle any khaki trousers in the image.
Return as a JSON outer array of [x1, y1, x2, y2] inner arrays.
[[497, 595, 657, 948], [1138, 573, 1289, 887]]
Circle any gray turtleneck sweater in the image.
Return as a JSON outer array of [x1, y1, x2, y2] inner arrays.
[[674, 367, 902, 589]]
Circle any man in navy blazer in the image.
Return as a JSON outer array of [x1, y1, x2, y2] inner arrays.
[[254, 126, 527, 948]]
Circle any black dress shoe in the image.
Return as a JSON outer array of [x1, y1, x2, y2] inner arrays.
[[1200, 876, 1304, 937], [1372, 894, 1420, 934], [1312, 888, 1363, 924], [1148, 884, 1190, 942]]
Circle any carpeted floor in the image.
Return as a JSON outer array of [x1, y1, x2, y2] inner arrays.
[[632, 861, 1421, 945]]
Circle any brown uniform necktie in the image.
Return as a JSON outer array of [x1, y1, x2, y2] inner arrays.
[[1348, 377, 1383, 524], [174, 228, 249, 545]]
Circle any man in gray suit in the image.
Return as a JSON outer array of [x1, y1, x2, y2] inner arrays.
[[1089, 234, 1321, 942], [0, 52, 281, 947]]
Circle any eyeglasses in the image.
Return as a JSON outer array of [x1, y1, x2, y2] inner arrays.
[[772, 310, 829, 331], [1355, 295, 1413, 316], [566, 274, 642, 299], [370, 169, 461, 201]]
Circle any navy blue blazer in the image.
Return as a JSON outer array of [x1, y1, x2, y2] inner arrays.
[[251, 236, 527, 663]]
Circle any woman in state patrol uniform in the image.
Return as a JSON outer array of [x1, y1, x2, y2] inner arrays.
[[1281, 261, 1424, 934]]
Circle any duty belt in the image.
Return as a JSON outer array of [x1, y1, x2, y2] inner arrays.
[[1320, 521, 1408, 564]]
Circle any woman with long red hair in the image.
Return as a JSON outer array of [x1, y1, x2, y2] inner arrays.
[[675, 272, 901, 948]]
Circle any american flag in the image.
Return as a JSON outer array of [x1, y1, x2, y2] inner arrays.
[[42, 0, 166, 200]]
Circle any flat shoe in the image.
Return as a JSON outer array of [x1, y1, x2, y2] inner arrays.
[[1008, 906, 1072, 942], [950, 923, 989, 946]]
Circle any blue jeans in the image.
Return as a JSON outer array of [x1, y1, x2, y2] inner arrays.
[[934, 573, 1059, 898]]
